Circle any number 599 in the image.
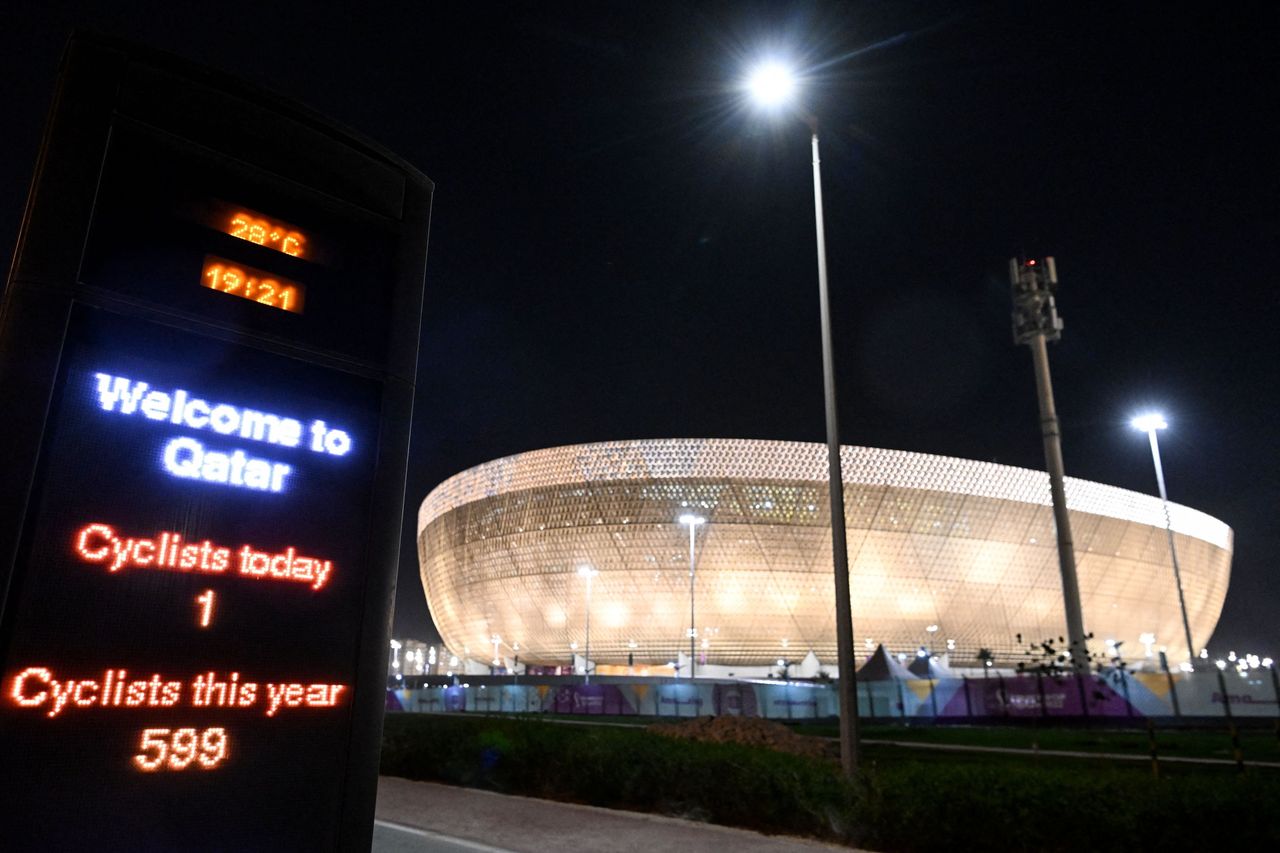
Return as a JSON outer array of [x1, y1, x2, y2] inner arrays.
[[133, 727, 229, 771]]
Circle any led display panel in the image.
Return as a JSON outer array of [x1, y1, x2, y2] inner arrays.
[[1, 307, 382, 847], [0, 35, 431, 850]]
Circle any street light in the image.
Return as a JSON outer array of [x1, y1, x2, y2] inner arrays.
[[577, 565, 599, 683], [746, 62, 796, 107], [1131, 412, 1196, 667], [678, 513, 705, 678], [745, 58, 861, 776]]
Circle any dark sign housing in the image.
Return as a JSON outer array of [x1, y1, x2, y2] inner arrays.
[[0, 34, 431, 849]]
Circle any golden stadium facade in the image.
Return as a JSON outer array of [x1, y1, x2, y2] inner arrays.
[[417, 439, 1232, 668]]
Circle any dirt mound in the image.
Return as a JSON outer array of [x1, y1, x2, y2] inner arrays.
[[648, 715, 833, 760]]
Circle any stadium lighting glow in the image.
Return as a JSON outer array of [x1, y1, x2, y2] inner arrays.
[[745, 61, 797, 107], [419, 439, 1233, 684]]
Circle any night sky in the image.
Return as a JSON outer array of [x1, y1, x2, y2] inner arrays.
[[3, 2, 1276, 658]]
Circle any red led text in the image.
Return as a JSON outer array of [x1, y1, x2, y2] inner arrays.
[[75, 523, 333, 590], [7, 667, 347, 718], [134, 727, 229, 772], [10, 667, 181, 718], [196, 589, 216, 627]]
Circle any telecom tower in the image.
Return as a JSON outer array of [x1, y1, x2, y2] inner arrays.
[[1010, 257, 1090, 674]]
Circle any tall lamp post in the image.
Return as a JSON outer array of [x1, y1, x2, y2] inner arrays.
[[577, 565, 598, 684], [678, 514, 706, 678], [745, 60, 860, 775], [1131, 413, 1197, 667]]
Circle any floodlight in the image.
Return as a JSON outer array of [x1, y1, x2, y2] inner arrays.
[[1131, 413, 1168, 432]]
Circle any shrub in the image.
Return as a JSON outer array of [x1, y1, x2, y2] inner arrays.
[[380, 714, 1280, 850], [381, 714, 856, 837]]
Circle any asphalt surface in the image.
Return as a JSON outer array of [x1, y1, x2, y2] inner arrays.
[[374, 819, 515, 853], [374, 776, 857, 853]]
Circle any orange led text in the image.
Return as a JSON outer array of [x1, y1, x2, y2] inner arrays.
[[227, 211, 306, 257], [202, 256, 304, 313]]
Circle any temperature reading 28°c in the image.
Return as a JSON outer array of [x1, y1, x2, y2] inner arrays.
[[227, 210, 306, 258]]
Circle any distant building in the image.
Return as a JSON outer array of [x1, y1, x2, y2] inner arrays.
[[417, 439, 1231, 671]]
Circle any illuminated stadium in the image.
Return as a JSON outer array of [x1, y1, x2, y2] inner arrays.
[[417, 439, 1232, 670]]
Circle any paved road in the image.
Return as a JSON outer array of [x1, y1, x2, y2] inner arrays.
[[374, 819, 515, 853], [374, 776, 856, 853]]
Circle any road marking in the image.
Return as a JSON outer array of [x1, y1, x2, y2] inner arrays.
[[374, 820, 518, 853]]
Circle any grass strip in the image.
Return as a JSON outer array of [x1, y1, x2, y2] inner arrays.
[[381, 714, 1280, 850]]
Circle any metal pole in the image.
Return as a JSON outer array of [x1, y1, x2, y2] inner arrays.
[[1028, 332, 1090, 673], [583, 572, 592, 685], [1146, 428, 1196, 664], [811, 125, 860, 775], [1214, 665, 1245, 772], [1159, 650, 1183, 719], [689, 521, 697, 680], [1268, 664, 1280, 740]]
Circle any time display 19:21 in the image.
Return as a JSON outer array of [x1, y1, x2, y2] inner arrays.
[[201, 256, 304, 314]]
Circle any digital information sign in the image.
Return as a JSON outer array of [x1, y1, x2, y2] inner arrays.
[[0, 36, 431, 850]]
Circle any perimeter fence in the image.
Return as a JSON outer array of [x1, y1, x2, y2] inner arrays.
[[387, 667, 1280, 724]]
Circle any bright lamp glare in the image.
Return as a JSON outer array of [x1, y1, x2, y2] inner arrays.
[[747, 62, 796, 107], [678, 514, 705, 526], [577, 565, 598, 578], [1131, 413, 1168, 432]]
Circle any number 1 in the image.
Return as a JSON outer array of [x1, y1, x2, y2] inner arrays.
[[196, 590, 216, 628]]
